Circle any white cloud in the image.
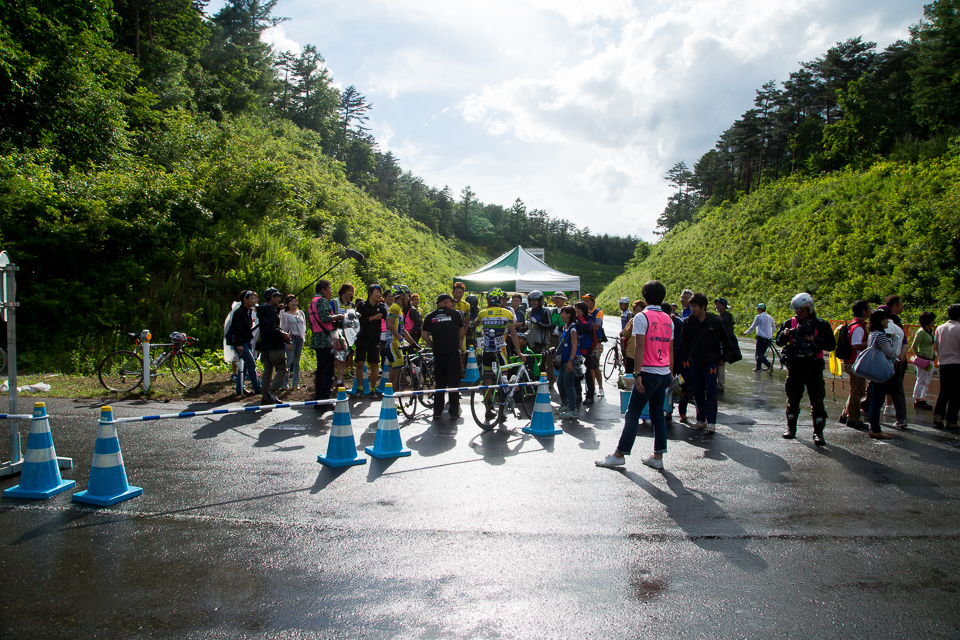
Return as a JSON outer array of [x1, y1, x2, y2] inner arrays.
[[267, 0, 928, 239], [261, 25, 302, 55]]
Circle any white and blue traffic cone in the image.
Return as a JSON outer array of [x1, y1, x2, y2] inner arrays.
[[375, 363, 389, 394], [522, 376, 563, 436], [464, 348, 480, 384], [349, 363, 371, 396], [73, 406, 143, 506], [3, 403, 76, 499], [318, 388, 366, 468], [365, 384, 411, 459]]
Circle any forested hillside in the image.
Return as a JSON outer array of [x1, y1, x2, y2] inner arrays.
[[0, 0, 633, 371], [600, 0, 960, 324]]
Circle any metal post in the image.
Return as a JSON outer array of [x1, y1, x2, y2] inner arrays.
[[1, 264, 22, 477], [141, 329, 151, 392]]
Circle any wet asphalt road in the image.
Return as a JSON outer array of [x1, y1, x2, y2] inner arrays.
[[2, 330, 960, 639]]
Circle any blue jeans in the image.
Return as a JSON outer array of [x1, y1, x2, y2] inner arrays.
[[689, 361, 719, 423], [617, 372, 672, 455], [235, 342, 261, 395], [868, 379, 895, 433], [755, 337, 772, 369], [557, 365, 578, 412], [284, 335, 304, 388]]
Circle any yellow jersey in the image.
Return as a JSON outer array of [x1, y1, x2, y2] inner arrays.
[[388, 302, 406, 346], [476, 306, 515, 351]]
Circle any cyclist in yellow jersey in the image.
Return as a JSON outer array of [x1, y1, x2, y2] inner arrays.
[[386, 284, 416, 390], [476, 287, 525, 374]]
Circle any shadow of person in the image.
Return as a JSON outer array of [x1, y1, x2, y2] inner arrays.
[[562, 420, 601, 450], [469, 429, 525, 466], [891, 431, 960, 470], [406, 420, 458, 457], [821, 442, 947, 500], [192, 410, 260, 440], [686, 431, 793, 484], [253, 411, 330, 450], [623, 469, 768, 574]]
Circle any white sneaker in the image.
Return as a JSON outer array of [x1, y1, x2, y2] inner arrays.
[[884, 405, 895, 416], [597, 388, 604, 398], [642, 456, 664, 470], [595, 454, 625, 468], [705, 423, 716, 433], [693, 421, 707, 429]]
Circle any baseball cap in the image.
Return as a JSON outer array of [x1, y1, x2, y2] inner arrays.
[[756, 302, 766, 310], [715, 297, 729, 309]]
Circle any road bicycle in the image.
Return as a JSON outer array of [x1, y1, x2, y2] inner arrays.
[[470, 353, 540, 430], [603, 339, 624, 381], [765, 340, 783, 371], [395, 346, 436, 419], [98, 332, 202, 393]]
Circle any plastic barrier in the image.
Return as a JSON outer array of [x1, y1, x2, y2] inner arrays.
[[349, 363, 371, 396], [73, 406, 142, 506], [3, 402, 76, 499], [108, 397, 338, 424], [522, 376, 563, 436], [464, 348, 480, 384], [317, 389, 366, 468], [365, 384, 411, 459]]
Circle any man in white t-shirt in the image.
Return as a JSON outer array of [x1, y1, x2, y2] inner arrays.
[[744, 303, 776, 371], [840, 299, 871, 428], [596, 280, 674, 471], [934, 304, 960, 428]]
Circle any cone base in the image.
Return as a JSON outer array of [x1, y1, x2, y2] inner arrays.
[[522, 425, 563, 436], [72, 485, 143, 506], [317, 454, 367, 468], [364, 446, 411, 459], [3, 479, 76, 500]]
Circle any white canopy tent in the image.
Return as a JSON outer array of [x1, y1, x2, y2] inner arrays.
[[455, 246, 580, 295]]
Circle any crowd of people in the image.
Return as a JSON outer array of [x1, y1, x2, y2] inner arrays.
[[596, 284, 960, 471], [221, 280, 960, 463]]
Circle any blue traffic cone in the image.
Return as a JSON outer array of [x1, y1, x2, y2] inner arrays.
[[376, 363, 389, 394], [3, 403, 76, 499], [464, 348, 480, 384], [365, 384, 411, 459], [349, 363, 370, 396], [318, 388, 366, 468], [73, 406, 143, 506], [523, 376, 563, 436]]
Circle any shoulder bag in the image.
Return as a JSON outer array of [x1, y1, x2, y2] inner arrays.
[[852, 335, 895, 383]]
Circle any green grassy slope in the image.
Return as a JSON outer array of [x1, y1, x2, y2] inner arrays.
[[543, 252, 624, 297], [597, 153, 960, 325]]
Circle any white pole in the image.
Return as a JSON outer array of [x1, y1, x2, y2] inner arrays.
[[6, 265, 19, 467], [142, 330, 151, 392]]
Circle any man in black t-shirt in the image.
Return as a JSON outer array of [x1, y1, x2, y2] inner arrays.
[[423, 293, 467, 419]]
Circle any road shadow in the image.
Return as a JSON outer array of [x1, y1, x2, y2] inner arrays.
[[192, 410, 260, 440], [623, 470, 768, 574], [818, 442, 948, 500], [253, 410, 330, 451], [310, 465, 351, 493], [469, 429, 526, 465], [891, 431, 960, 471], [366, 456, 400, 482], [687, 431, 793, 484], [406, 419, 458, 457], [562, 420, 600, 450]]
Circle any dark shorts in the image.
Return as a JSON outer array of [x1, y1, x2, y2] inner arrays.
[[584, 351, 600, 370], [354, 342, 380, 366]]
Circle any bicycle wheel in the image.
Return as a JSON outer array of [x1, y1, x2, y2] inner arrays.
[[98, 350, 144, 392], [603, 347, 621, 381], [471, 373, 504, 430], [397, 368, 419, 419], [417, 359, 435, 409], [169, 351, 203, 391], [517, 372, 538, 419]]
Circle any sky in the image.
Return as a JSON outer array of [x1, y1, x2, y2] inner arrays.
[[211, 0, 929, 240]]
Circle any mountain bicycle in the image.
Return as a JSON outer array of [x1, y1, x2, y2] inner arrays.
[[470, 354, 539, 430], [98, 332, 202, 393], [603, 338, 624, 381]]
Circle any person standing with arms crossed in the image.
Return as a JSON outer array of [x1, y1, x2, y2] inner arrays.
[[422, 294, 467, 419]]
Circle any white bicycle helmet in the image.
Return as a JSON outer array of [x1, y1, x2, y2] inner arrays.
[[791, 292, 815, 312], [618, 296, 630, 304]]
